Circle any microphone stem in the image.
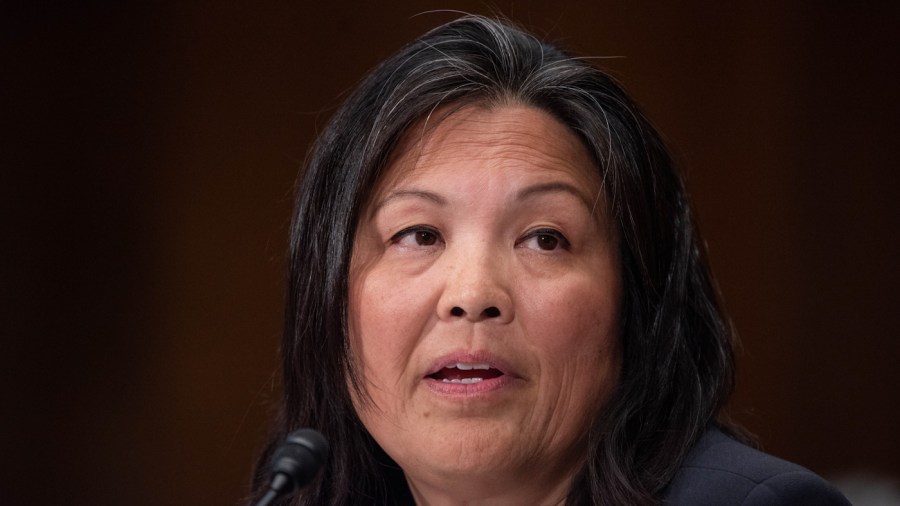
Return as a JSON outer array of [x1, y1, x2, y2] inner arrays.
[[255, 489, 279, 506], [255, 473, 291, 506]]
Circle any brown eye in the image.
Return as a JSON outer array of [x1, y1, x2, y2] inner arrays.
[[536, 234, 559, 250], [391, 226, 443, 248], [519, 228, 570, 252], [415, 230, 438, 246]]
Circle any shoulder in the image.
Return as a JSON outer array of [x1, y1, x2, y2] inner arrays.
[[662, 427, 850, 506]]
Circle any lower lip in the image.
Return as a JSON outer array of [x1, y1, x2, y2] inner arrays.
[[422, 374, 518, 397]]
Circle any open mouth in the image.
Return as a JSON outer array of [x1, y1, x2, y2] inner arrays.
[[427, 363, 504, 384]]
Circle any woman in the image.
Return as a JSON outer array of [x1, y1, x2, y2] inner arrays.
[[250, 16, 849, 505]]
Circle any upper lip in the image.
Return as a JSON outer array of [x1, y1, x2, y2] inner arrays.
[[425, 350, 517, 378]]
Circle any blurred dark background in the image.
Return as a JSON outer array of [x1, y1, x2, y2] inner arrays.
[[3, 2, 898, 504]]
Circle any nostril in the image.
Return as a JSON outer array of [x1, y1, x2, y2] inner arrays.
[[450, 307, 465, 317], [483, 306, 501, 318]]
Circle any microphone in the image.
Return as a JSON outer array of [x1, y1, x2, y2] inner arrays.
[[255, 429, 329, 506]]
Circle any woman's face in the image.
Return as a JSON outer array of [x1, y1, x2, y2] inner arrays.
[[348, 104, 622, 501]]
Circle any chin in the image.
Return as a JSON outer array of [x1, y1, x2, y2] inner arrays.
[[391, 420, 521, 473]]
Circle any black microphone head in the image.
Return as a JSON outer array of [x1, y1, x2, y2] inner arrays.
[[270, 429, 329, 493]]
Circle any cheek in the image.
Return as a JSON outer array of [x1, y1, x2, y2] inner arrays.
[[522, 273, 622, 394], [348, 271, 438, 454], [524, 272, 620, 341], [348, 268, 432, 393], [349, 283, 393, 379]]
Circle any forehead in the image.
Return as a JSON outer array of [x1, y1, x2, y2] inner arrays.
[[372, 104, 602, 202]]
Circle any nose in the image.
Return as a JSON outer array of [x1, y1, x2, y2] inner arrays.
[[437, 249, 514, 324]]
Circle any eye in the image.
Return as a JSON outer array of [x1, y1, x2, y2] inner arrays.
[[390, 226, 443, 248], [518, 228, 570, 251]]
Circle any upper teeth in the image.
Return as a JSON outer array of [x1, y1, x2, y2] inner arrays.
[[451, 363, 491, 370], [441, 378, 483, 384]]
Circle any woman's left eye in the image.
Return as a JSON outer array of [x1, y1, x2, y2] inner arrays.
[[518, 228, 570, 251]]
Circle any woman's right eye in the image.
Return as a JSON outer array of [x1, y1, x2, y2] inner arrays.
[[390, 226, 442, 248]]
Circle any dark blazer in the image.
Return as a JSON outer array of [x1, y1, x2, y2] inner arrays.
[[663, 427, 850, 505]]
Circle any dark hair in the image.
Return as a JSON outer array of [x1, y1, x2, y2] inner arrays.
[[250, 15, 739, 505]]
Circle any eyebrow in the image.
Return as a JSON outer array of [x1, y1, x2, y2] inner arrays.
[[516, 181, 596, 210], [373, 189, 447, 213], [373, 181, 596, 214]]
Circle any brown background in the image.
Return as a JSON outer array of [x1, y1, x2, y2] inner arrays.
[[4, 2, 899, 504]]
